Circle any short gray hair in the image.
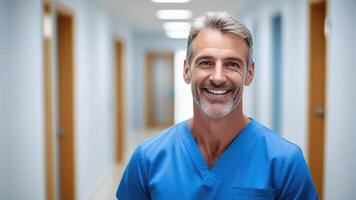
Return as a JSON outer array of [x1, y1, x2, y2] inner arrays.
[[186, 12, 253, 68]]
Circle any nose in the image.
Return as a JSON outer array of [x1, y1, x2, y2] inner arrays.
[[209, 63, 226, 85]]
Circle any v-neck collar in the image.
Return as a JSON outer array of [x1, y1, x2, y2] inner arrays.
[[179, 119, 261, 187]]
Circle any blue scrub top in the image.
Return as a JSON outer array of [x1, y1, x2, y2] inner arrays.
[[117, 119, 319, 200]]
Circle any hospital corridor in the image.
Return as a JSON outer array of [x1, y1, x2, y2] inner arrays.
[[1, 0, 356, 199]]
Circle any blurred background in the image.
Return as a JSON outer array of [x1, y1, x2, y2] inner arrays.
[[0, 0, 355, 199]]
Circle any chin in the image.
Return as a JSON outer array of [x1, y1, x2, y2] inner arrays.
[[193, 95, 242, 118], [200, 102, 234, 118]]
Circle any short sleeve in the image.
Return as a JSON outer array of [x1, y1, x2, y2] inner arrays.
[[116, 145, 150, 200], [278, 146, 319, 200]]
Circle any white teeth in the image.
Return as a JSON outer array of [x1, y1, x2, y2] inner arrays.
[[206, 89, 228, 94]]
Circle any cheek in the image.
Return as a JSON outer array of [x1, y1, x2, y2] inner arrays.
[[228, 71, 245, 85], [190, 70, 209, 83]]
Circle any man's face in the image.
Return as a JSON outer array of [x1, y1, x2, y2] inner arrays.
[[184, 28, 254, 118]]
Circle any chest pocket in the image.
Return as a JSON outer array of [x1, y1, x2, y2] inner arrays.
[[230, 187, 277, 200]]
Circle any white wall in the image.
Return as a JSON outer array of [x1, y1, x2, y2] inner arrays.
[[131, 32, 186, 129], [239, 17, 256, 119], [239, 0, 309, 153], [174, 50, 193, 123], [113, 24, 134, 141], [74, 2, 116, 199], [280, 0, 309, 153], [239, 1, 277, 130], [0, 0, 45, 199], [324, 0, 356, 199], [0, 0, 147, 198]]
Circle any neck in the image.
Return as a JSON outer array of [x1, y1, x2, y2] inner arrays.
[[188, 103, 250, 168]]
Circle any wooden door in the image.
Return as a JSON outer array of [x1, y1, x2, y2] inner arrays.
[[307, 0, 327, 199], [57, 7, 76, 200], [145, 52, 175, 129]]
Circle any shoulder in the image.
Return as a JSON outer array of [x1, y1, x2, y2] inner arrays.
[[252, 120, 302, 160], [247, 120, 309, 180], [251, 120, 317, 196]]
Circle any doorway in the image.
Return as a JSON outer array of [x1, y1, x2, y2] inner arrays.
[[145, 52, 175, 129], [307, 0, 327, 199], [56, 5, 76, 200]]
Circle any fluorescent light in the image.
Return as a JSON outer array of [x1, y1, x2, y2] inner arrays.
[[151, 0, 190, 3], [165, 30, 189, 39], [163, 22, 191, 39], [163, 22, 191, 31], [156, 10, 192, 20]]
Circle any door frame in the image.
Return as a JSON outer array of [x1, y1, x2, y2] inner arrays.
[[115, 39, 125, 163], [43, 2, 55, 200]]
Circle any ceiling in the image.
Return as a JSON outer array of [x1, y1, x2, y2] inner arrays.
[[95, 0, 258, 33]]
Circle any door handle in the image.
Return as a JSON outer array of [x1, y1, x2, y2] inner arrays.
[[314, 106, 325, 117], [58, 127, 64, 137]]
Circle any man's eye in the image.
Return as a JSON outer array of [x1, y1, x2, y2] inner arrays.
[[199, 61, 213, 66]]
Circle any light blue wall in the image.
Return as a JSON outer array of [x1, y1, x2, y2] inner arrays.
[[324, 0, 356, 199], [240, 0, 356, 198], [280, 0, 309, 151], [271, 14, 282, 135], [0, 0, 45, 199], [239, 0, 309, 152]]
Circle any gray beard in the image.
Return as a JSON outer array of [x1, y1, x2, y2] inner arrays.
[[193, 95, 242, 118]]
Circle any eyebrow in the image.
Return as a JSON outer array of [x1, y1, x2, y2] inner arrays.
[[223, 57, 245, 65], [194, 56, 245, 65], [194, 56, 214, 65]]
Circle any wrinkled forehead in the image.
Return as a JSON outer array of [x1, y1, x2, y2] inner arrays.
[[191, 28, 249, 64]]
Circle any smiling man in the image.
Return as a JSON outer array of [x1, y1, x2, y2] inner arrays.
[[116, 12, 318, 200]]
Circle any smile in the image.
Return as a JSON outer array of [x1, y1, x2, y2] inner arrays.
[[205, 88, 229, 95]]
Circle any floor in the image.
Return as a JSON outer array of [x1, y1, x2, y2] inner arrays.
[[88, 128, 165, 200]]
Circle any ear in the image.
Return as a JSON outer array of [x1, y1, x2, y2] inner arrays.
[[245, 62, 255, 86], [183, 59, 191, 84]]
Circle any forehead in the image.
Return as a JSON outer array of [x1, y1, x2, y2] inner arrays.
[[191, 28, 249, 62]]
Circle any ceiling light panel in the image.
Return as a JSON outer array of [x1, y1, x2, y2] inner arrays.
[[151, 0, 190, 3], [156, 10, 192, 20]]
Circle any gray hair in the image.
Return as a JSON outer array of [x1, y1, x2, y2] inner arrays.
[[186, 12, 253, 68]]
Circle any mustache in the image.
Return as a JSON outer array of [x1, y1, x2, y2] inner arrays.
[[202, 82, 232, 90]]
